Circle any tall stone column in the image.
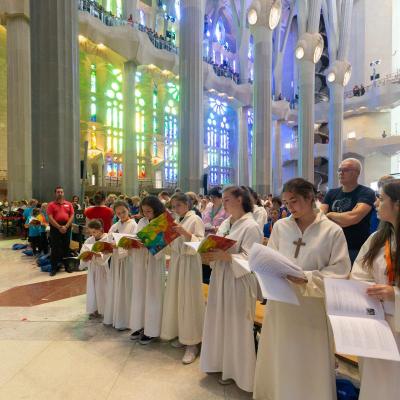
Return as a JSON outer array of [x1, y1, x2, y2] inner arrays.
[[297, 60, 316, 182], [31, 0, 80, 201], [272, 120, 282, 195], [122, 61, 138, 196], [237, 106, 250, 186], [296, 0, 322, 183], [178, 0, 205, 192], [6, 11, 32, 200], [251, 26, 273, 195], [122, 0, 137, 20]]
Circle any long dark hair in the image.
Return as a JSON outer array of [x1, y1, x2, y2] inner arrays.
[[282, 178, 316, 204], [140, 195, 165, 219], [223, 186, 254, 213], [362, 180, 400, 286]]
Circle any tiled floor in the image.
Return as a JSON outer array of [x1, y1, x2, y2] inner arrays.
[[0, 237, 358, 400]]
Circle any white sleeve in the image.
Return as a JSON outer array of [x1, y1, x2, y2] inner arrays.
[[184, 217, 205, 255], [350, 234, 375, 283], [266, 221, 280, 251], [304, 228, 351, 297], [231, 224, 263, 279]]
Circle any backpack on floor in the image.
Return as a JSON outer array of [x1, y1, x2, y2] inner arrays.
[[22, 249, 34, 256], [12, 244, 28, 250], [336, 378, 360, 400], [40, 262, 52, 273], [37, 254, 50, 267]]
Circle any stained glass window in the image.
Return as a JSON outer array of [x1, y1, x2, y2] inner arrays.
[[105, 66, 123, 178], [164, 82, 179, 184], [90, 64, 97, 121], [206, 97, 233, 185], [135, 82, 146, 179]]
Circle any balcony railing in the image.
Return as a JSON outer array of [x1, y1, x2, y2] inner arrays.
[[345, 71, 400, 99], [78, 0, 178, 55]]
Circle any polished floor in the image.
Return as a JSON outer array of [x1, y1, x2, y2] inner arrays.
[[0, 237, 358, 400]]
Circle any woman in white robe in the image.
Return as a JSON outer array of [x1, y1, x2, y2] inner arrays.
[[103, 201, 137, 330], [161, 193, 205, 364], [254, 178, 351, 400], [200, 186, 263, 392], [80, 220, 110, 317], [351, 180, 400, 400], [243, 186, 268, 229], [129, 196, 167, 344]]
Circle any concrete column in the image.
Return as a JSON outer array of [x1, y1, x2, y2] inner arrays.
[[251, 26, 273, 195], [122, 0, 137, 20], [6, 13, 32, 200], [297, 60, 315, 182], [272, 120, 282, 195], [122, 61, 138, 196], [237, 106, 250, 186], [178, 0, 205, 192], [31, 0, 80, 201]]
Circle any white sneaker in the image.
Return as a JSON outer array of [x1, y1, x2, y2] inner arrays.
[[171, 339, 185, 348], [182, 345, 199, 364]]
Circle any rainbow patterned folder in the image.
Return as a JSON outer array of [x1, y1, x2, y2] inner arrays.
[[116, 236, 143, 249], [92, 241, 114, 253], [197, 234, 237, 253], [137, 211, 180, 255], [78, 251, 97, 262]]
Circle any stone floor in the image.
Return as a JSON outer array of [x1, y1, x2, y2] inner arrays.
[[0, 236, 358, 400]]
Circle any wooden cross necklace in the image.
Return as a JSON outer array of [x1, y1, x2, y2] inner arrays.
[[293, 237, 306, 258]]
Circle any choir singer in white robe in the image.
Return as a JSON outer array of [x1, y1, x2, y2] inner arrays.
[[253, 178, 351, 400], [351, 179, 400, 400], [80, 219, 110, 318], [104, 200, 137, 330], [129, 196, 167, 345], [161, 193, 205, 364], [200, 186, 263, 392]]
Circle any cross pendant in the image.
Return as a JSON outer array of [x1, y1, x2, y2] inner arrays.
[[293, 238, 306, 258]]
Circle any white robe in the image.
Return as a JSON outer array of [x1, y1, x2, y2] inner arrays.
[[161, 210, 205, 345], [253, 206, 268, 230], [103, 218, 137, 330], [129, 218, 166, 337], [254, 211, 351, 400], [80, 234, 110, 315], [351, 233, 400, 400], [200, 213, 263, 392]]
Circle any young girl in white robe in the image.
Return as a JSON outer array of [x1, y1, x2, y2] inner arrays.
[[80, 219, 110, 318], [243, 186, 268, 229], [129, 196, 167, 344], [351, 180, 400, 400], [161, 192, 205, 364], [103, 200, 137, 330], [253, 178, 351, 400], [200, 186, 263, 392]]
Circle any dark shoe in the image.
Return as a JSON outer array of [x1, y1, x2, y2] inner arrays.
[[139, 335, 156, 345], [130, 328, 144, 340], [49, 271, 56, 277]]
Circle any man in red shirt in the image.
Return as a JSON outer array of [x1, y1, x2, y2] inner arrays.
[[47, 186, 74, 276], [84, 191, 114, 232]]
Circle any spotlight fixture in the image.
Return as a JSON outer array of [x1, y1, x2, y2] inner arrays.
[[295, 32, 324, 64], [325, 60, 352, 86], [247, 0, 282, 30]]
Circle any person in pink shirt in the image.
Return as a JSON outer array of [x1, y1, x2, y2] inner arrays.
[[201, 187, 230, 284], [202, 187, 230, 235]]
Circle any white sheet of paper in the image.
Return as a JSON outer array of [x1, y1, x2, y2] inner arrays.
[[329, 315, 400, 361], [249, 243, 306, 279], [184, 241, 201, 252], [325, 278, 384, 320], [254, 271, 300, 305], [112, 232, 138, 243], [234, 256, 300, 305]]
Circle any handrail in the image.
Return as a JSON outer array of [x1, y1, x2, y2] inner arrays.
[[344, 71, 400, 99], [78, 0, 178, 55]]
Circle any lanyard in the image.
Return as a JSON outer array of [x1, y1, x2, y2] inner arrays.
[[384, 239, 396, 285]]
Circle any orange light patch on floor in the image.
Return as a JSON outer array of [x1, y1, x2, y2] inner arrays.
[[0, 275, 87, 307]]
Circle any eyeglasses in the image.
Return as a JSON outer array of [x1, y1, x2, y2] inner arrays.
[[337, 168, 356, 174]]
